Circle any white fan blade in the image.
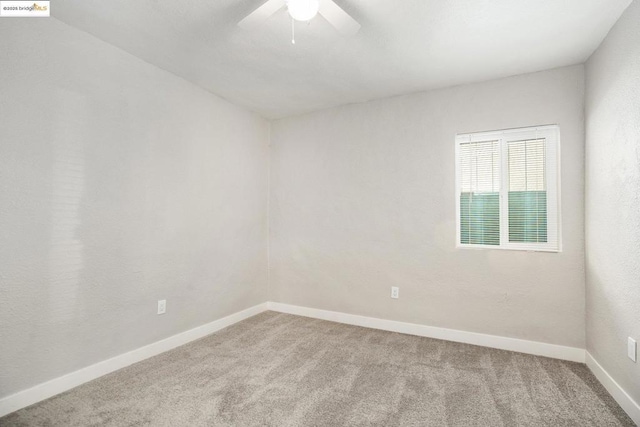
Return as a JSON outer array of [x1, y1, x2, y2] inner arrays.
[[238, 0, 286, 30], [318, 0, 360, 36]]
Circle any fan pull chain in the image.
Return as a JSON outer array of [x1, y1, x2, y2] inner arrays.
[[291, 18, 295, 44]]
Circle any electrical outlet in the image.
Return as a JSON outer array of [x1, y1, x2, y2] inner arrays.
[[157, 299, 166, 315], [629, 337, 637, 362], [391, 287, 399, 299]]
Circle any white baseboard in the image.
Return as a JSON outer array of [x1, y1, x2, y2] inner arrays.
[[0, 302, 269, 418], [586, 352, 640, 425], [267, 302, 586, 363], [0, 301, 596, 419]]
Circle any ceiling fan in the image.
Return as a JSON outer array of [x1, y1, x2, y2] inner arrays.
[[238, 0, 361, 40]]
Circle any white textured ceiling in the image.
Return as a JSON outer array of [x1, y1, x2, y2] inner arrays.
[[53, 0, 631, 119]]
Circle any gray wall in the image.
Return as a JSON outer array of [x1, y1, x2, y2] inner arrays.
[[586, 0, 640, 404], [0, 19, 269, 398], [270, 65, 586, 348]]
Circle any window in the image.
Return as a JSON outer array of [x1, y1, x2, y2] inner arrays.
[[455, 125, 560, 252]]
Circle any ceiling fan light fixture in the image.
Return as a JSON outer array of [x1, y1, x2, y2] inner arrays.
[[287, 0, 319, 22]]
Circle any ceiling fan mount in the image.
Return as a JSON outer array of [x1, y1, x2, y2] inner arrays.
[[238, 0, 361, 37], [287, 0, 320, 22]]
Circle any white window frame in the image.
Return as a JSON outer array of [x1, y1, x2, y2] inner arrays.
[[455, 125, 561, 252]]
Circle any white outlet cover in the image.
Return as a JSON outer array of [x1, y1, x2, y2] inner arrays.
[[157, 299, 166, 315], [391, 287, 399, 299], [629, 337, 637, 362]]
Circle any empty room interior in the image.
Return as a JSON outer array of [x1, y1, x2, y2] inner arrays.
[[1, 0, 639, 425]]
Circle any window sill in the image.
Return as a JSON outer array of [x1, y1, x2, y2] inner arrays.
[[456, 244, 560, 253]]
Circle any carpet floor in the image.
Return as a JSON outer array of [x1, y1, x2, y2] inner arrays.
[[1, 311, 634, 426]]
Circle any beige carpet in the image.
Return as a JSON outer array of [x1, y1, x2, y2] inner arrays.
[[1, 311, 634, 426]]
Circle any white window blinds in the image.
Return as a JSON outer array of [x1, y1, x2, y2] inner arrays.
[[458, 140, 500, 246], [508, 138, 547, 244], [455, 126, 560, 252]]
